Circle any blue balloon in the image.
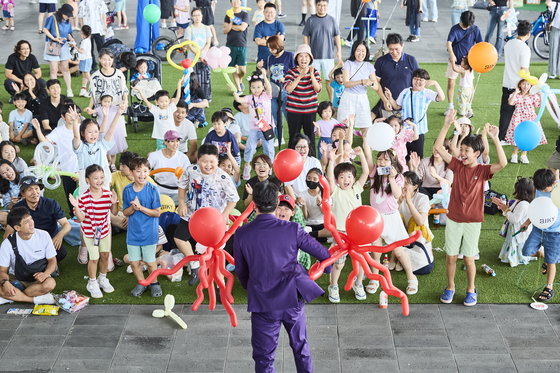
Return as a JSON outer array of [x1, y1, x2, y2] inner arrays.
[[514, 120, 541, 151], [134, 47, 145, 54]]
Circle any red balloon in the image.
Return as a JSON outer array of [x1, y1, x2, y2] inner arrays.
[[273, 149, 304, 182], [189, 207, 226, 247], [181, 59, 192, 69], [345, 206, 384, 245]]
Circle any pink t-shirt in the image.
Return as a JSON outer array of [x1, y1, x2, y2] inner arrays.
[[392, 128, 414, 169], [245, 93, 274, 131], [369, 165, 404, 214]]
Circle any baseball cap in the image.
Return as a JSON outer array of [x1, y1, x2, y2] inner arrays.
[[278, 194, 295, 210], [164, 130, 182, 142]]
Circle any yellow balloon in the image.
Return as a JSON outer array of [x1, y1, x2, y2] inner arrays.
[[166, 41, 200, 71], [552, 185, 560, 209], [160, 194, 176, 213], [518, 70, 539, 85]]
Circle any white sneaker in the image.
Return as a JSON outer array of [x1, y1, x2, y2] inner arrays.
[[422, 17, 428, 22], [67, 89, 74, 98], [127, 265, 133, 274], [500, 140, 510, 146], [274, 138, 279, 147], [431, 18, 438, 22], [87, 280, 103, 298], [281, 137, 285, 145], [98, 276, 115, 293], [352, 281, 367, 300], [162, 23, 167, 29], [79, 88, 88, 97], [510, 154, 518, 164], [444, 108, 454, 116], [549, 75, 557, 79], [328, 284, 340, 303], [169, 22, 177, 27], [520, 155, 529, 164], [0, 296, 13, 305], [33, 293, 55, 305]]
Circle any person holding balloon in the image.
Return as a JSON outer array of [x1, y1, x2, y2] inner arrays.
[[520, 169, 560, 302], [185, 7, 213, 102], [505, 79, 547, 164], [285, 133, 321, 199], [435, 110, 507, 306]]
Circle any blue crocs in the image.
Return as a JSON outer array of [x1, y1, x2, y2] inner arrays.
[[440, 287, 455, 304], [464, 289, 478, 307]]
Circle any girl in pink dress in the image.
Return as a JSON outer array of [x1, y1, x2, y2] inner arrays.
[[96, 93, 128, 171], [505, 79, 546, 164], [387, 115, 418, 171]]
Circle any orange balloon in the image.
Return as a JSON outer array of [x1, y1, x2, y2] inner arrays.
[[467, 42, 498, 74], [362, 0, 372, 2], [189, 207, 226, 247], [274, 149, 304, 182], [345, 206, 384, 245]]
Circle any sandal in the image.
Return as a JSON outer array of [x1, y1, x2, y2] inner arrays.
[[150, 283, 163, 297], [464, 288, 478, 307], [406, 279, 418, 295], [395, 262, 403, 272], [542, 263, 548, 275], [538, 286, 554, 302], [130, 284, 148, 297], [38, 30, 43, 34], [2, 26, 8, 30], [388, 263, 396, 270], [440, 287, 454, 304], [365, 280, 379, 294]]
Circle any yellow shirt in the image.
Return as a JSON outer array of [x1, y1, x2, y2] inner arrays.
[[110, 171, 157, 211], [331, 183, 364, 232]]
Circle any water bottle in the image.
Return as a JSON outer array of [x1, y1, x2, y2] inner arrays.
[[481, 264, 496, 277], [383, 254, 389, 268], [433, 214, 440, 228], [379, 290, 388, 308], [501, 195, 508, 208]]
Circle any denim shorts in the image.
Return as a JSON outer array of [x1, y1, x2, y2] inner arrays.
[[3, 10, 12, 18], [79, 58, 92, 72], [178, 22, 189, 29], [522, 228, 560, 264]]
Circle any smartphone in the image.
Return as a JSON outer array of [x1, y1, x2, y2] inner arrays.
[[378, 166, 391, 175]]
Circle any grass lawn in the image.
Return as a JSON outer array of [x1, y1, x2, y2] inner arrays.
[[0, 61, 558, 306]]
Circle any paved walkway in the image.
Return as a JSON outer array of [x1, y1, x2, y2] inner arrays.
[[0, 0, 548, 64], [1, 302, 559, 372]]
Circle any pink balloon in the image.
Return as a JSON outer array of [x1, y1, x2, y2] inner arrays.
[[220, 46, 231, 56], [207, 58, 219, 69], [219, 56, 232, 69]]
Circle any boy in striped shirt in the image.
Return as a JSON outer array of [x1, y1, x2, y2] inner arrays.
[[385, 68, 445, 162]]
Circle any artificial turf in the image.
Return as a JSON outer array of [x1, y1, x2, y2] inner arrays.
[[0, 61, 558, 306]]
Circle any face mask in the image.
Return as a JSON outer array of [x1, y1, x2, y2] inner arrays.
[[225, 120, 231, 130], [306, 180, 320, 190]]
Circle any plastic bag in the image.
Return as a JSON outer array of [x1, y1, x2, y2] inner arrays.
[[32, 304, 59, 316], [160, 253, 183, 282], [54, 290, 90, 313]]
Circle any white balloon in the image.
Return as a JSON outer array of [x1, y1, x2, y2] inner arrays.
[[529, 73, 548, 95], [211, 48, 222, 59], [366, 122, 395, 151], [529, 197, 558, 230]]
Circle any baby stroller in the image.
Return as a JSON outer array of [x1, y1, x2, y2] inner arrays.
[[127, 53, 162, 133]]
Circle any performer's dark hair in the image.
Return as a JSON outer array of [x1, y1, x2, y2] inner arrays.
[[253, 180, 279, 214]]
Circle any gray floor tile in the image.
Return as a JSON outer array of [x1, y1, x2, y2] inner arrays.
[[115, 336, 174, 355], [77, 304, 132, 316], [108, 367, 167, 373], [167, 357, 226, 372], [338, 335, 393, 349], [455, 353, 516, 373], [340, 347, 397, 361], [0, 358, 55, 372], [393, 329, 450, 348], [341, 359, 400, 373], [111, 353, 171, 367], [52, 358, 113, 372], [447, 329, 509, 354], [395, 347, 457, 372], [513, 360, 560, 372], [58, 346, 117, 360], [74, 314, 128, 326]]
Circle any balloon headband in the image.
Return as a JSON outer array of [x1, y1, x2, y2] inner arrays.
[[247, 74, 264, 82], [100, 91, 113, 98], [333, 123, 347, 129]]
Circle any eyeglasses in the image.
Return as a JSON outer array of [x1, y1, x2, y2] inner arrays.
[[295, 145, 308, 150], [254, 162, 268, 167], [413, 78, 425, 82]]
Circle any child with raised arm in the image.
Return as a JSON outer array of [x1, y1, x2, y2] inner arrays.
[[435, 109, 507, 307], [123, 157, 162, 298], [135, 77, 184, 150], [326, 145, 368, 303], [69, 164, 119, 299], [328, 63, 344, 117]]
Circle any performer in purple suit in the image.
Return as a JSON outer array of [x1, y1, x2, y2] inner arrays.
[[234, 181, 331, 373]]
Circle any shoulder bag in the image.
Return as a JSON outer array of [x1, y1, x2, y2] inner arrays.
[[46, 15, 62, 57]]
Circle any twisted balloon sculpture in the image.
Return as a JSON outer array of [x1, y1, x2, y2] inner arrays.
[[521, 71, 560, 127], [204, 46, 237, 92], [23, 142, 78, 189], [166, 41, 201, 106]]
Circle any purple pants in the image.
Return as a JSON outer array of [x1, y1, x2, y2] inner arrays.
[[251, 300, 312, 373]]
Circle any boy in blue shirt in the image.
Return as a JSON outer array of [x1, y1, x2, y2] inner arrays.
[[8, 93, 33, 146], [521, 168, 560, 302], [123, 157, 162, 298], [328, 64, 344, 118], [203, 111, 241, 165]]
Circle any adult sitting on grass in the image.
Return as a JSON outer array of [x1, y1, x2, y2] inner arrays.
[[4, 40, 46, 103], [0, 206, 57, 305], [4, 176, 70, 274]]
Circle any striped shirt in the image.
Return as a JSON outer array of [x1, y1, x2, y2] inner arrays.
[[396, 87, 438, 135], [284, 67, 322, 114], [77, 189, 114, 239]]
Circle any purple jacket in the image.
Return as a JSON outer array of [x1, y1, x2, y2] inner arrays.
[[234, 214, 331, 313]]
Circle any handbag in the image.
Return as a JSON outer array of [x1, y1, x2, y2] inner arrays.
[[252, 95, 274, 141], [484, 189, 507, 215], [46, 15, 62, 57], [403, 241, 434, 275], [10, 234, 48, 282]]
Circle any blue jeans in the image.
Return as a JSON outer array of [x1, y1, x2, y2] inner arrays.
[[409, 12, 420, 36], [244, 129, 275, 163], [422, 0, 438, 20], [271, 88, 288, 138], [451, 7, 467, 26], [485, 6, 508, 56]]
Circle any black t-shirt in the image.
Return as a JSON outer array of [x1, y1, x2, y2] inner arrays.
[[40, 95, 67, 129], [493, 0, 508, 6], [175, 87, 207, 101], [13, 197, 66, 238], [5, 54, 41, 80], [224, 11, 250, 47]]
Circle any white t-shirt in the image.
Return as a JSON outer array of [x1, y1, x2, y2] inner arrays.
[[551, 2, 560, 29], [78, 37, 92, 60], [399, 192, 431, 228], [302, 190, 324, 225], [0, 230, 56, 276], [150, 103, 177, 140], [174, 119, 197, 153], [503, 39, 531, 89], [285, 156, 322, 198], [46, 126, 80, 173], [185, 24, 212, 61], [0, 121, 9, 142], [147, 150, 191, 195]]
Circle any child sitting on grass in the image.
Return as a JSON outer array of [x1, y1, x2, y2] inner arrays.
[[123, 157, 162, 298], [520, 169, 560, 302], [435, 110, 507, 307]]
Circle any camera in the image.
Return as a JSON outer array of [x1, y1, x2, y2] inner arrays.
[[378, 166, 392, 175]]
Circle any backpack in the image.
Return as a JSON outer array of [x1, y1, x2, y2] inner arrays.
[[403, 241, 434, 275], [9, 233, 48, 282], [484, 189, 507, 215]]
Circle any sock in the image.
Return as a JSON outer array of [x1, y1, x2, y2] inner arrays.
[[151, 282, 159, 287], [301, 13, 306, 23], [99, 273, 106, 279], [82, 86, 86, 90], [191, 261, 200, 269], [89, 277, 96, 283], [448, 103, 454, 109]]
